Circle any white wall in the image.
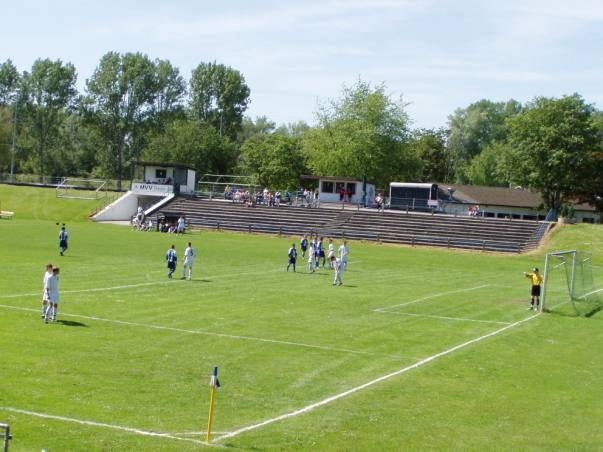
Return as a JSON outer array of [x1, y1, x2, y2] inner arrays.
[[92, 191, 175, 221]]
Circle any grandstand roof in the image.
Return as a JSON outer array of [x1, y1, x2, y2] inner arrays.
[[444, 184, 595, 212]]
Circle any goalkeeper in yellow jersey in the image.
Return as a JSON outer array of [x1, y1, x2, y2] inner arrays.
[[524, 268, 543, 311]]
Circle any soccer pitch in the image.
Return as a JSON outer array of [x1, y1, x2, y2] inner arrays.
[[1, 192, 603, 450]]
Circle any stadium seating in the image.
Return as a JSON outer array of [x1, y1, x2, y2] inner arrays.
[[155, 197, 548, 253]]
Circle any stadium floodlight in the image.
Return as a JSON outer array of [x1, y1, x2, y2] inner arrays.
[[542, 250, 602, 316]]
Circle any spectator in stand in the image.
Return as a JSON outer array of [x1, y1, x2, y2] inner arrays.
[[375, 193, 384, 211], [303, 188, 310, 207], [177, 216, 186, 234]]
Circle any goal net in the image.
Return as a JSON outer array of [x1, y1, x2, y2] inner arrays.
[[56, 178, 108, 200], [542, 250, 603, 316]]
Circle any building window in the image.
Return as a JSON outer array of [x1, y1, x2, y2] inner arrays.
[[155, 169, 167, 179], [322, 181, 334, 193], [346, 183, 356, 194]]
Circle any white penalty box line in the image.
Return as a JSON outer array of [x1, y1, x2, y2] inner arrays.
[[214, 311, 540, 442], [1, 312, 541, 445], [374, 284, 491, 312], [0, 407, 213, 447], [0, 267, 290, 300], [0, 304, 385, 358], [372, 284, 512, 325]]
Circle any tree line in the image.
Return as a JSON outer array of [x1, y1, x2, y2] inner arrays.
[[1, 53, 602, 213]]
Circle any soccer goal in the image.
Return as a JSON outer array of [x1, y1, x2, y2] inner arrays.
[[56, 178, 108, 200], [542, 250, 603, 316]]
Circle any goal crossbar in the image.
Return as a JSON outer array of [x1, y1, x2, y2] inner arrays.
[[56, 178, 108, 200]]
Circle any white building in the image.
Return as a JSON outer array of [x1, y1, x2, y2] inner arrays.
[[301, 175, 377, 205], [92, 163, 196, 222]]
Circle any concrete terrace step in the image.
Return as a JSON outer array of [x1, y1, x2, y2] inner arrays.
[[156, 197, 545, 253]]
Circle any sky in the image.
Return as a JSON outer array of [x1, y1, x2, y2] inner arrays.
[[3, 0, 602, 130]]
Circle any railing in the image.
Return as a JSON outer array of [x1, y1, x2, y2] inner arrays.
[[524, 208, 556, 250], [0, 173, 124, 191]]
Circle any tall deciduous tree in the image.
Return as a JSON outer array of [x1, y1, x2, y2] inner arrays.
[[151, 59, 186, 131], [408, 128, 451, 182], [0, 59, 20, 106], [465, 142, 520, 187], [84, 52, 181, 188], [508, 94, 601, 213], [21, 58, 77, 179], [302, 79, 418, 189], [142, 119, 237, 175], [189, 62, 250, 140], [447, 99, 521, 182], [239, 132, 306, 190]]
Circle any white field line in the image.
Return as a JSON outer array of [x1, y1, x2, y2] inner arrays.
[[0, 407, 210, 446], [0, 267, 289, 299], [0, 281, 168, 299], [0, 304, 380, 357], [581, 287, 603, 298], [374, 284, 490, 312], [378, 311, 511, 325], [214, 312, 540, 443]]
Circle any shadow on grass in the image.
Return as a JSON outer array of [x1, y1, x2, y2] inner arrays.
[[57, 319, 88, 327], [542, 304, 603, 318], [585, 304, 603, 318]]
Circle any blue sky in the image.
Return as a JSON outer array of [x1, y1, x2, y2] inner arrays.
[[3, 0, 602, 129]]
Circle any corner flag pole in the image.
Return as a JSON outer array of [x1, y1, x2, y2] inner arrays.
[[206, 366, 220, 443]]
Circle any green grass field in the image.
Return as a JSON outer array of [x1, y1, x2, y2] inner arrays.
[[1, 185, 603, 451]]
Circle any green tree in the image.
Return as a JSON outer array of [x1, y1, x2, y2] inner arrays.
[[465, 142, 520, 187], [302, 79, 417, 189], [239, 132, 306, 189], [447, 99, 522, 182], [189, 62, 250, 140], [83, 52, 166, 188], [239, 116, 276, 142], [574, 110, 603, 214], [508, 94, 600, 213], [0, 60, 24, 174], [150, 59, 186, 131], [408, 128, 450, 182], [142, 119, 237, 175], [0, 59, 20, 106], [20, 58, 78, 179]]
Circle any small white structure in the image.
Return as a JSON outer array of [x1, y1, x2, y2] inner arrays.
[[302, 175, 377, 205], [138, 162, 196, 194], [92, 163, 196, 222]]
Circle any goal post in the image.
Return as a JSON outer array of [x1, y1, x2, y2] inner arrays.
[[542, 250, 603, 316], [56, 178, 108, 200]]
